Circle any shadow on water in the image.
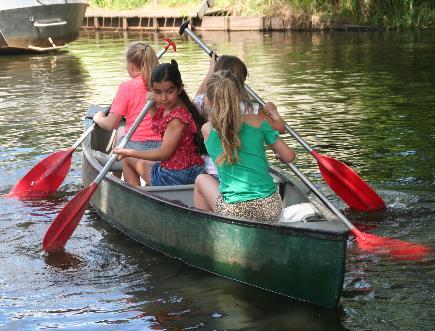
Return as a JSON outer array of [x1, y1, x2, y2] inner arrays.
[[43, 248, 85, 270]]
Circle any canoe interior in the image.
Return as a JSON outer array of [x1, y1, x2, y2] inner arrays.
[[82, 105, 349, 308]]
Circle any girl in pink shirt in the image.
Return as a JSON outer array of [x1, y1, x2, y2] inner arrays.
[[113, 61, 205, 186], [93, 42, 161, 179]]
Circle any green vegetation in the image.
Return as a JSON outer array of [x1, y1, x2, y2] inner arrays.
[[88, 0, 201, 10], [88, 0, 435, 29], [89, 0, 149, 10]]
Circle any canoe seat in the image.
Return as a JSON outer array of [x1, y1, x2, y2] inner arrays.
[[144, 184, 195, 206]]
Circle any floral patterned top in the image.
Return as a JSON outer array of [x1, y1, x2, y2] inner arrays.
[[152, 105, 204, 170]]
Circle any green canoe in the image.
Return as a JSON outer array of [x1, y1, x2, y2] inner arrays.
[[82, 105, 349, 309]]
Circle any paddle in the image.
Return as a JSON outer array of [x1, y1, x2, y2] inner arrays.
[[179, 21, 430, 260], [179, 21, 385, 212], [285, 163, 430, 260], [8, 37, 176, 200], [42, 100, 155, 252]]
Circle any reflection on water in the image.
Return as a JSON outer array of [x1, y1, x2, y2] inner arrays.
[[0, 29, 434, 330], [0, 52, 89, 149]]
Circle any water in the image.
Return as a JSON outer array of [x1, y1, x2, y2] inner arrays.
[[0, 29, 434, 330]]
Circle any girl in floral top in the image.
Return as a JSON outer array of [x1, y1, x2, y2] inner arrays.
[[114, 61, 205, 186]]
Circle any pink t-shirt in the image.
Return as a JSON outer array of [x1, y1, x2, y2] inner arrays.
[[110, 75, 161, 142]]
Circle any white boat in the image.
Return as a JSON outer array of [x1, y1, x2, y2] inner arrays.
[[0, 0, 88, 52]]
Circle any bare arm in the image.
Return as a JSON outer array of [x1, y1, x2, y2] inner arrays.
[[196, 52, 217, 96], [93, 111, 122, 131], [201, 122, 211, 141], [259, 102, 285, 134], [113, 118, 185, 161], [269, 138, 296, 164]]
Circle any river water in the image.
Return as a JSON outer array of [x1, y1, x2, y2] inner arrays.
[[0, 29, 434, 330]]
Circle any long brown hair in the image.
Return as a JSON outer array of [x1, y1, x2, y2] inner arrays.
[[206, 70, 244, 165], [126, 41, 159, 88]]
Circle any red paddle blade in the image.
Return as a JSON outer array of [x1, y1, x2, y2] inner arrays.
[[8, 147, 74, 199], [43, 182, 98, 253], [312, 151, 386, 212], [352, 228, 431, 261]]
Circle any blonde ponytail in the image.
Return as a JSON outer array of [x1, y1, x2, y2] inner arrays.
[[206, 70, 243, 165], [126, 41, 159, 87]]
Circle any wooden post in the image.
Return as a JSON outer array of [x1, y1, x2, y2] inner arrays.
[[93, 17, 100, 30], [153, 17, 159, 31]]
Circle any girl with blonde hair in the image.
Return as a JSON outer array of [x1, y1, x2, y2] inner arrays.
[[93, 41, 161, 181], [194, 70, 296, 223], [193, 53, 285, 179]]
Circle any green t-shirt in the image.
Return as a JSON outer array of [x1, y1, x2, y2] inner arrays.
[[205, 121, 279, 204]]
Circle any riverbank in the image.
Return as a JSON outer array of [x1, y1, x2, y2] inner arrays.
[[83, 6, 377, 32], [87, 0, 435, 30]]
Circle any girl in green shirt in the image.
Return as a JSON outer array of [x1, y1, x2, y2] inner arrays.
[[194, 70, 296, 223]]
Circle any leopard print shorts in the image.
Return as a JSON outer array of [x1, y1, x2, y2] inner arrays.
[[215, 191, 282, 224]]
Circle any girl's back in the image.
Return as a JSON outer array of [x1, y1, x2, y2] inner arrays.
[[205, 114, 278, 203], [111, 75, 159, 142], [93, 41, 161, 144]]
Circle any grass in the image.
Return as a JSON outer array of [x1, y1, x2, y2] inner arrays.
[[88, 0, 202, 10], [89, 0, 149, 10]]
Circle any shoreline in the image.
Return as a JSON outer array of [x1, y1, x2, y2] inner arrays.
[[82, 7, 377, 32]]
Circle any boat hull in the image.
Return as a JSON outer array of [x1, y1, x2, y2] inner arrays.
[[81, 107, 348, 308], [0, 1, 87, 52]]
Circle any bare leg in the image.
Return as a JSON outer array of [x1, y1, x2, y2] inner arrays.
[[134, 159, 154, 184], [194, 174, 220, 211], [121, 157, 141, 186], [122, 157, 154, 186]]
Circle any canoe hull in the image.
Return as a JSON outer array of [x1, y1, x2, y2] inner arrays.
[[0, 1, 87, 52], [81, 121, 348, 309]]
